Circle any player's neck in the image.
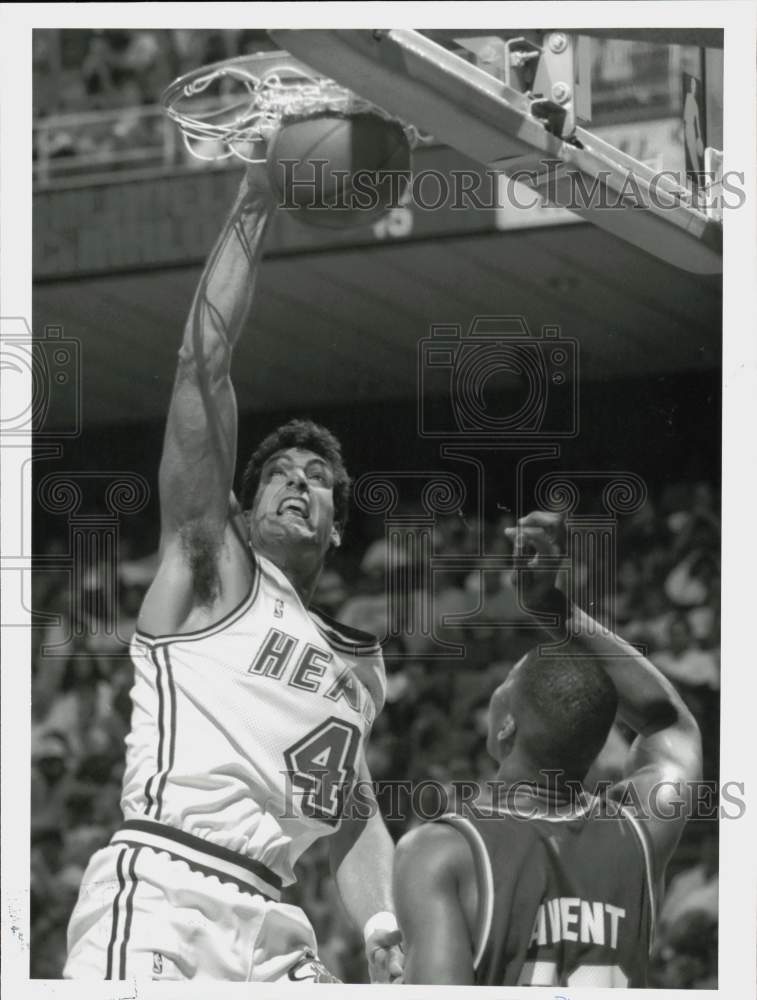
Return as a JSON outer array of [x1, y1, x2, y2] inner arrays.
[[289, 569, 319, 607], [268, 549, 322, 606], [494, 756, 579, 799]]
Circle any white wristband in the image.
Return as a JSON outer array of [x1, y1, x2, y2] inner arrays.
[[363, 910, 398, 946]]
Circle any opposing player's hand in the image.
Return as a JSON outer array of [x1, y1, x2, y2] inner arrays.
[[505, 510, 565, 611], [365, 926, 404, 984]]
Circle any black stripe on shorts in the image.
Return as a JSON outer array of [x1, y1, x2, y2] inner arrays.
[[105, 846, 128, 979], [118, 848, 141, 978]]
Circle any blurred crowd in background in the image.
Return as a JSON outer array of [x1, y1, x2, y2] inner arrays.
[[33, 29, 279, 177], [31, 477, 720, 985], [32, 28, 687, 185], [33, 28, 277, 118]]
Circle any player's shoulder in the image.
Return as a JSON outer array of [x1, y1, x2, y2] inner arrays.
[[309, 605, 387, 716], [396, 819, 476, 880], [308, 605, 382, 656]]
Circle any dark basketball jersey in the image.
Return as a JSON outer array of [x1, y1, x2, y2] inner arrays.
[[439, 793, 655, 988]]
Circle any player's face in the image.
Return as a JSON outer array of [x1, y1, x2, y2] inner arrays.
[[249, 447, 340, 560]]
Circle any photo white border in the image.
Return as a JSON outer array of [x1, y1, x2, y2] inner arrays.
[[2, 3, 755, 999]]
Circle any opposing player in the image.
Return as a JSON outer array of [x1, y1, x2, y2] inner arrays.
[[394, 511, 702, 987], [64, 166, 403, 982]]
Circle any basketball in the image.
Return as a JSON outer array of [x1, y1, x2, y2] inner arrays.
[[266, 111, 411, 229]]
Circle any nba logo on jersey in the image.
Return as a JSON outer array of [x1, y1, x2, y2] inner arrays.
[[274, 598, 284, 619], [151, 949, 180, 980]]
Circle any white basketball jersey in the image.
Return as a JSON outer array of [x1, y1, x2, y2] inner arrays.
[[121, 551, 386, 886]]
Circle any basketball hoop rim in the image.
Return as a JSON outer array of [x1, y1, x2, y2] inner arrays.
[[160, 50, 428, 162], [160, 52, 326, 115]]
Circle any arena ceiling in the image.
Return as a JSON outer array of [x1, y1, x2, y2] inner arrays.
[[33, 221, 721, 429]]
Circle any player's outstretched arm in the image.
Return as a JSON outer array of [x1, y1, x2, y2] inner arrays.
[[328, 757, 403, 983], [159, 167, 273, 547], [139, 169, 274, 631], [393, 824, 477, 985], [507, 512, 703, 879], [571, 601, 702, 877]]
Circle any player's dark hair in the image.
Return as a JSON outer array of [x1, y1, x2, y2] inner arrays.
[[516, 650, 618, 782], [239, 419, 351, 530]]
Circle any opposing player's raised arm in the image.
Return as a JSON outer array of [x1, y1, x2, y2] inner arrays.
[[567, 601, 702, 875], [158, 167, 273, 546], [394, 824, 477, 985], [507, 511, 702, 878]]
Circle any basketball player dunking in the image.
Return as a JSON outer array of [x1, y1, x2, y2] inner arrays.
[[394, 511, 702, 987], [64, 167, 403, 982]]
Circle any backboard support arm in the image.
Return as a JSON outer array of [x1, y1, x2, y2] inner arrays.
[[270, 28, 722, 274]]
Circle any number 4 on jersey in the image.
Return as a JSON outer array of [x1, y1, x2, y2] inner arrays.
[[284, 717, 361, 826]]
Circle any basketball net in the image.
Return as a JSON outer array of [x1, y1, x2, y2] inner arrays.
[[161, 55, 422, 163]]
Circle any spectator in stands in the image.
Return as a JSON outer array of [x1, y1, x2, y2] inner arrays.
[[659, 832, 718, 934], [34, 653, 115, 760], [31, 731, 74, 838], [651, 831, 719, 988], [653, 614, 719, 691], [81, 31, 117, 106]]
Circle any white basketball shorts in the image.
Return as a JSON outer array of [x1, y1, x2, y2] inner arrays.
[[63, 820, 323, 982]]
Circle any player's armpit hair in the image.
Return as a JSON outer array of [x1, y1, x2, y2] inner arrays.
[[179, 519, 222, 606], [239, 419, 352, 530]]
